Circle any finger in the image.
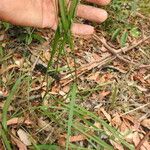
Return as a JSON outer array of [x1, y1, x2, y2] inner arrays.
[[71, 23, 94, 35], [85, 0, 111, 5], [77, 5, 108, 23]]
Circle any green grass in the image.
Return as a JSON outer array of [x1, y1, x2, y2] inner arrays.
[[1, 74, 28, 149], [101, 0, 148, 47], [1, 0, 149, 149], [46, 2, 79, 149]]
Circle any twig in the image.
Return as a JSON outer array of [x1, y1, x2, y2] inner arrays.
[[0, 95, 41, 101], [93, 35, 136, 64], [0, 65, 19, 75], [120, 103, 150, 116], [31, 55, 40, 71], [139, 64, 150, 69], [135, 131, 150, 150], [61, 56, 115, 86], [94, 34, 150, 65], [121, 35, 150, 53], [136, 12, 150, 22], [94, 34, 150, 54]]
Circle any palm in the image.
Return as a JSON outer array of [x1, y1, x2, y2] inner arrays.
[[43, 0, 110, 35], [0, 0, 110, 35]]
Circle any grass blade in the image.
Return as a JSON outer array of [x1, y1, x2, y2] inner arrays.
[[0, 128, 12, 150], [121, 30, 128, 47], [58, 0, 69, 31], [2, 75, 26, 131], [66, 83, 77, 150]]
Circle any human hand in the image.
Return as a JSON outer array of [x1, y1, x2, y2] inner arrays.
[[0, 0, 111, 35]]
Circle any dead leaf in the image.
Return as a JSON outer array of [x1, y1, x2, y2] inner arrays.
[[10, 129, 27, 150], [133, 74, 146, 84], [37, 118, 52, 132], [17, 129, 31, 146], [87, 72, 99, 82], [0, 65, 19, 75], [7, 117, 32, 126], [141, 119, 150, 129], [14, 58, 24, 67], [120, 122, 129, 133], [99, 91, 110, 101], [125, 132, 134, 143], [62, 85, 70, 93], [99, 107, 111, 122], [111, 113, 122, 128], [58, 137, 66, 147], [143, 141, 150, 150], [11, 135, 27, 150], [133, 132, 140, 146], [110, 140, 124, 150], [122, 115, 141, 131], [133, 132, 147, 150], [94, 122, 101, 129], [69, 135, 86, 142], [58, 134, 86, 147], [43, 50, 50, 61], [99, 73, 114, 83]]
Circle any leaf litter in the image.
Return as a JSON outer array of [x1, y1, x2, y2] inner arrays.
[[0, 4, 150, 150]]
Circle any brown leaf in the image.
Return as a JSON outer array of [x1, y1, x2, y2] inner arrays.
[[0, 65, 19, 75], [11, 135, 27, 150], [143, 141, 150, 150], [99, 73, 114, 83], [58, 134, 86, 147], [14, 58, 24, 67], [141, 119, 150, 129], [92, 53, 101, 60], [133, 132, 140, 146], [110, 140, 124, 150], [57, 137, 66, 147], [87, 72, 99, 82], [125, 133, 134, 143], [133, 132, 147, 150], [7, 117, 32, 126], [69, 135, 86, 142], [111, 113, 122, 128], [99, 91, 110, 101], [99, 107, 111, 122], [37, 118, 52, 132], [120, 122, 129, 133], [17, 129, 31, 146], [122, 115, 140, 131], [43, 50, 50, 61]]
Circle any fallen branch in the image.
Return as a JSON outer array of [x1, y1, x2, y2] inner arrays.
[[94, 34, 150, 64], [122, 35, 150, 53]]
